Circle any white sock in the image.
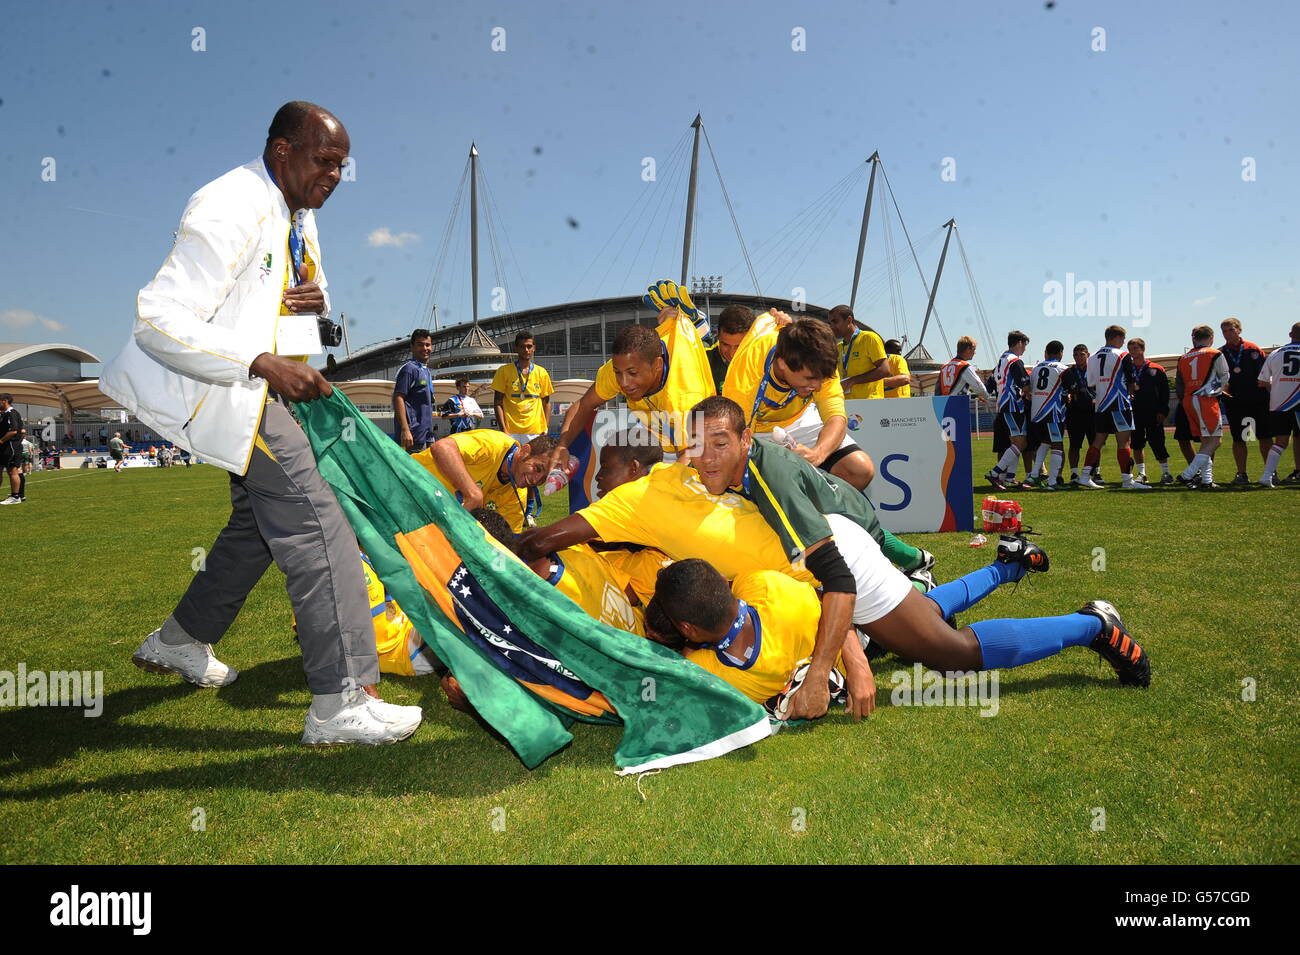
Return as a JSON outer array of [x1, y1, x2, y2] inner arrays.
[[996, 447, 1021, 478], [1081, 465, 1093, 481], [1033, 444, 1049, 475], [1160, 460, 1171, 476], [1181, 453, 1207, 481], [1262, 445, 1283, 482], [1203, 459, 1215, 484], [1048, 450, 1064, 485]]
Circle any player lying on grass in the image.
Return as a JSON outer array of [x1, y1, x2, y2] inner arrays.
[[412, 429, 553, 531], [518, 402, 1151, 721], [644, 558, 877, 718], [474, 507, 647, 637], [549, 280, 715, 468]]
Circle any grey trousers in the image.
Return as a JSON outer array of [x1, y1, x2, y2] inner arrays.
[[172, 401, 380, 693]]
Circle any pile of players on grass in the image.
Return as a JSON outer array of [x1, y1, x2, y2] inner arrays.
[[373, 282, 1179, 725]]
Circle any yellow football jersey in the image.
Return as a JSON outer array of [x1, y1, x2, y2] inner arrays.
[[360, 554, 426, 676], [491, 361, 554, 434], [883, 353, 911, 398], [544, 543, 645, 637], [578, 462, 814, 585], [594, 311, 714, 453], [684, 571, 821, 703], [838, 328, 887, 399], [600, 546, 673, 607], [723, 313, 846, 431], [412, 430, 529, 531]]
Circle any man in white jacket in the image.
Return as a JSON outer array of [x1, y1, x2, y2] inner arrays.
[[101, 102, 422, 745]]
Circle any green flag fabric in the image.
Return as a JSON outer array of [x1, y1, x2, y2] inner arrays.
[[294, 391, 771, 772]]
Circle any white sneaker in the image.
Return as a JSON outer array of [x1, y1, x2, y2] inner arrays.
[[1259, 477, 1276, 488], [0, 495, 20, 505], [1120, 480, 1151, 490], [132, 628, 238, 687], [302, 689, 422, 745], [1077, 478, 1104, 489]]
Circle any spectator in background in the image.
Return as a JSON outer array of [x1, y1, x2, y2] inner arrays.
[[440, 376, 483, 434], [1127, 338, 1173, 484], [492, 330, 554, 442], [82, 431, 91, 448], [392, 328, 435, 453], [99, 426, 108, 446], [828, 305, 889, 399], [1218, 317, 1271, 484], [706, 305, 756, 394], [882, 339, 914, 398], [0, 394, 25, 504], [108, 432, 129, 472]]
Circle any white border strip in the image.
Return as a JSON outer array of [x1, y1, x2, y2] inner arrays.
[[615, 716, 773, 776]]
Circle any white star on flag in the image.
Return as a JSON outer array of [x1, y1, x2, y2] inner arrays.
[[459, 585, 471, 597]]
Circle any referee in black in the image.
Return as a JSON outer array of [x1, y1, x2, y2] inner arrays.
[[0, 393, 26, 504]]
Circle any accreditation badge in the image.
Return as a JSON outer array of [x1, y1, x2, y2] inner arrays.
[[276, 314, 324, 355]]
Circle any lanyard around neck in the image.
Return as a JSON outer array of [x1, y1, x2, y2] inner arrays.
[[749, 349, 799, 426]]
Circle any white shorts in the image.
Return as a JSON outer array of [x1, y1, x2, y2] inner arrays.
[[508, 432, 544, 445], [824, 512, 913, 626], [763, 402, 858, 454]]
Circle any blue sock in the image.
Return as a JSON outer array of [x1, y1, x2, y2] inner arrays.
[[924, 561, 1023, 620], [968, 613, 1102, 669]]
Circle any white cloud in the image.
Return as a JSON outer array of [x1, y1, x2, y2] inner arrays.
[[367, 227, 420, 248], [1192, 296, 1217, 307], [0, 309, 65, 333]]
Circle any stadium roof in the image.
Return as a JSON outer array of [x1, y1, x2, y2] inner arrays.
[[0, 342, 100, 375]]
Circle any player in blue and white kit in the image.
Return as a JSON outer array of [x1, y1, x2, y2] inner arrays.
[[986, 330, 1032, 490], [1027, 341, 1076, 490], [1081, 325, 1148, 489], [1257, 322, 1300, 488]]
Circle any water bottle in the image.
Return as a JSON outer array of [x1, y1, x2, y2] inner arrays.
[[542, 456, 580, 495], [770, 426, 798, 450]]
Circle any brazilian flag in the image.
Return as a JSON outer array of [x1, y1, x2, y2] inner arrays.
[[295, 392, 770, 772]]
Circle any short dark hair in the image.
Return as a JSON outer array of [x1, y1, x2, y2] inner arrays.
[[411, 328, 432, 344], [1045, 340, 1064, 358], [265, 101, 333, 150], [717, 306, 755, 336], [602, 430, 664, 469], [1008, 330, 1029, 347], [1105, 324, 1126, 342], [654, 559, 734, 637], [775, 319, 839, 379], [884, 339, 902, 355], [1128, 337, 1146, 350], [644, 594, 686, 651], [1191, 324, 1214, 344], [514, 330, 534, 346], [689, 395, 746, 436], [1073, 343, 1089, 355], [611, 324, 661, 362], [471, 507, 517, 551], [454, 375, 469, 388], [827, 304, 854, 324], [525, 434, 557, 457], [0, 393, 11, 403]]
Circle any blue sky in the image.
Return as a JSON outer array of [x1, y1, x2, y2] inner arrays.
[[2, 0, 1297, 369]]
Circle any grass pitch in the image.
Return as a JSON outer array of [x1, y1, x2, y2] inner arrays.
[[1, 442, 1296, 864]]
